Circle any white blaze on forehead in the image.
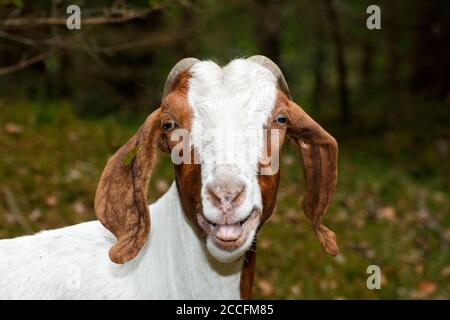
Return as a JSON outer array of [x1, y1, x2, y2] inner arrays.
[[187, 59, 277, 178]]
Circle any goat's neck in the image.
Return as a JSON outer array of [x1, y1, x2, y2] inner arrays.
[[135, 182, 243, 299]]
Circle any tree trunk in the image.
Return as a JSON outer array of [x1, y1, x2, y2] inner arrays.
[[178, 5, 196, 57], [313, 25, 325, 111], [387, 1, 400, 96], [384, 0, 403, 125], [254, 0, 281, 64], [360, 38, 374, 88], [410, 0, 449, 98], [324, 0, 350, 124]]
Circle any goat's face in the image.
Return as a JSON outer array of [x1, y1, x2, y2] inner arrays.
[[95, 56, 339, 265], [170, 60, 287, 263]]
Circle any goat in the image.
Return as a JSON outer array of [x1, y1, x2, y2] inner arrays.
[[0, 56, 338, 299]]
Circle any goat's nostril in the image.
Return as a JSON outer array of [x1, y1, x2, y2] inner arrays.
[[228, 187, 245, 206], [207, 187, 222, 204], [206, 181, 246, 208]]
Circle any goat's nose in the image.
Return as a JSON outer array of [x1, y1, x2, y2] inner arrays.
[[206, 179, 246, 211]]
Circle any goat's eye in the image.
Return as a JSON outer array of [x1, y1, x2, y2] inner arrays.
[[163, 120, 175, 131], [275, 114, 288, 125]]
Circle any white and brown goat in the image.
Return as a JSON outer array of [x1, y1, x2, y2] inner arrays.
[[0, 56, 338, 299]]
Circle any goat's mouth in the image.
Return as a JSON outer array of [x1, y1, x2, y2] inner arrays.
[[197, 208, 261, 251]]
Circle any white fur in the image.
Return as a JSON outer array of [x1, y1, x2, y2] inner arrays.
[[188, 59, 277, 262], [0, 183, 242, 299]]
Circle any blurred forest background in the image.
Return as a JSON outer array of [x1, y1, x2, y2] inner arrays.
[[0, 0, 449, 299]]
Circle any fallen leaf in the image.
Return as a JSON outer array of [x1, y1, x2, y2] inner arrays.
[[415, 264, 424, 275], [156, 180, 169, 193], [259, 239, 271, 249], [334, 254, 346, 265], [67, 168, 82, 181], [45, 195, 58, 207], [441, 266, 450, 277], [377, 206, 397, 222], [290, 284, 301, 296], [417, 281, 436, 296], [73, 201, 86, 214], [29, 209, 41, 222], [4, 122, 23, 135], [257, 279, 273, 296], [320, 279, 337, 291]]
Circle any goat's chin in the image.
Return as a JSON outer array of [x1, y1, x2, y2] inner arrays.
[[206, 229, 256, 263]]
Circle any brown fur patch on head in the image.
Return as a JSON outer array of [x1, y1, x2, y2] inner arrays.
[[161, 70, 204, 229], [159, 71, 194, 153], [174, 161, 203, 226], [168, 69, 190, 96], [257, 90, 290, 224]]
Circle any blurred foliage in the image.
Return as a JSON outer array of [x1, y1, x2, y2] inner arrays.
[[0, 0, 449, 299]]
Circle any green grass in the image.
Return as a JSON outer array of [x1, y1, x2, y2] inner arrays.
[[0, 99, 449, 299]]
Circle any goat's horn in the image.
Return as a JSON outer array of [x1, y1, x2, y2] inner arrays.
[[163, 57, 200, 99], [247, 55, 291, 100]]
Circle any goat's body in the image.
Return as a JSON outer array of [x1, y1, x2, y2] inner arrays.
[[0, 183, 242, 299]]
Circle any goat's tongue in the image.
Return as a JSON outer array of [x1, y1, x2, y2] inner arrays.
[[215, 223, 242, 241]]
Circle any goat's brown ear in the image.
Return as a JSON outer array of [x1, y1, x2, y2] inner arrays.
[[95, 108, 162, 264], [287, 101, 339, 256]]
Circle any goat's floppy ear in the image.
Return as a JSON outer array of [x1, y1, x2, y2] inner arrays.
[[287, 101, 339, 256], [95, 108, 162, 264], [247, 55, 338, 256]]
